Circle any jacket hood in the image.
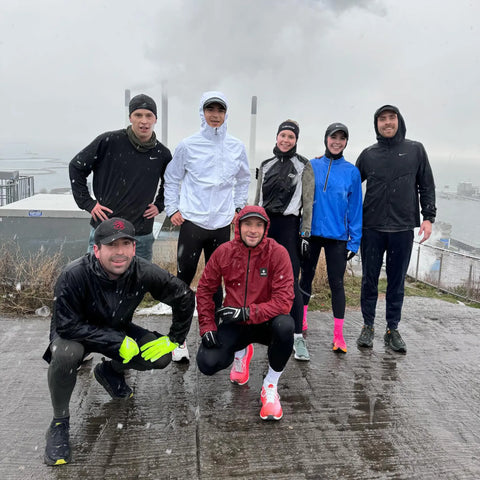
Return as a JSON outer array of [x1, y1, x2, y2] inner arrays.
[[324, 122, 349, 159], [234, 205, 270, 248], [374, 104, 406, 144], [199, 91, 228, 138]]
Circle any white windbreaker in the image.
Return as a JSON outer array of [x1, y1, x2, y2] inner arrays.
[[164, 91, 251, 230]]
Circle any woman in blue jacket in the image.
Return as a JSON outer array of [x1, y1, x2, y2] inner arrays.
[[300, 123, 362, 353]]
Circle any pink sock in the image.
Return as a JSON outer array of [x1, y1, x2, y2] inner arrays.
[[334, 317, 344, 335], [333, 318, 347, 352], [302, 305, 308, 331]]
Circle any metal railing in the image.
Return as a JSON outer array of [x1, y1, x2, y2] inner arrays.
[[408, 241, 480, 303], [0, 172, 35, 206]]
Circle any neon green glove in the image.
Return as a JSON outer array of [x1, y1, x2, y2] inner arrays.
[[119, 336, 140, 364], [140, 336, 179, 362]]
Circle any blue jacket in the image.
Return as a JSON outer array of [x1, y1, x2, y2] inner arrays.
[[302, 155, 362, 252]]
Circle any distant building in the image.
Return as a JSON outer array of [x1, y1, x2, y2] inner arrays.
[[457, 181, 479, 196]]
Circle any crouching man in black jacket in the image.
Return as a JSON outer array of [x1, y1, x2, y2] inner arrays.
[[42, 217, 195, 466]]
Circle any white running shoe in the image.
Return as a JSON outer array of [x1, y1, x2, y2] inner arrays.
[[77, 352, 95, 370], [172, 341, 190, 362], [293, 336, 310, 361]]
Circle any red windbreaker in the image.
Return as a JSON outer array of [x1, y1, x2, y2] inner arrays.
[[196, 205, 294, 335]]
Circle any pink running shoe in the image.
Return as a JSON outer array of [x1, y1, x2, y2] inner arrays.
[[332, 333, 347, 353], [260, 384, 283, 420], [333, 318, 347, 353], [230, 344, 254, 385]]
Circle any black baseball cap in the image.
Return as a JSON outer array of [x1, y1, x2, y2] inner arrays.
[[94, 218, 136, 245], [325, 122, 349, 140]]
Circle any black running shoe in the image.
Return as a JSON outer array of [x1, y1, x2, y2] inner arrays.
[[357, 325, 375, 348], [384, 329, 407, 354], [94, 359, 133, 399], [44, 419, 71, 466]]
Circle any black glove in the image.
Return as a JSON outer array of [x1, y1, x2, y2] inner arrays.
[[346, 250, 356, 261], [216, 306, 249, 324], [300, 237, 310, 260], [202, 331, 220, 348]]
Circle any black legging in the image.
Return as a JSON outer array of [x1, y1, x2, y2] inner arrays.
[[47, 323, 170, 419], [299, 236, 348, 319], [177, 220, 231, 309], [197, 314, 294, 374], [266, 214, 303, 334]]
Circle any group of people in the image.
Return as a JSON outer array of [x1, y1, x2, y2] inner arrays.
[[43, 91, 436, 466]]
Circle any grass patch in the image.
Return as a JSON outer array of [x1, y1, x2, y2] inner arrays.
[[0, 243, 64, 314], [307, 254, 480, 312], [1, 240, 477, 315]]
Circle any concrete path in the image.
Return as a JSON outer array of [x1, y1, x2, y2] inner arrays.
[[1, 297, 479, 479]]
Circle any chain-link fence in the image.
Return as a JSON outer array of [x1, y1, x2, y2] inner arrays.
[[408, 241, 480, 303]]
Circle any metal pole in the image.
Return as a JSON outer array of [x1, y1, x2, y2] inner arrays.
[[438, 253, 443, 288], [249, 96, 257, 169], [415, 244, 421, 281], [161, 82, 168, 146], [468, 263, 473, 297], [124, 89, 131, 127]]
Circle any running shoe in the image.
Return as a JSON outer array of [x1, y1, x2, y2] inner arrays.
[[172, 341, 190, 363], [293, 336, 310, 361], [260, 384, 283, 420], [230, 344, 254, 385], [44, 419, 71, 466]]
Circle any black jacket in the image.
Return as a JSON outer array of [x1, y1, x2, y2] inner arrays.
[[356, 106, 436, 230], [43, 254, 194, 362], [69, 129, 172, 235], [255, 148, 311, 217]]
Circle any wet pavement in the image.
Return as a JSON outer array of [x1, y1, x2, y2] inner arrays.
[[1, 296, 480, 479]]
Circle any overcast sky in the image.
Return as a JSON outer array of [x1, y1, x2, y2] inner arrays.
[[1, 0, 479, 177]]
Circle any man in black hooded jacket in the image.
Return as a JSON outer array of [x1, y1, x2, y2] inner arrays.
[[42, 217, 195, 466], [355, 105, 436, 353]]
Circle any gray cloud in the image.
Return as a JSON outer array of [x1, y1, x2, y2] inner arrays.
[[0, 0, 479, 188]]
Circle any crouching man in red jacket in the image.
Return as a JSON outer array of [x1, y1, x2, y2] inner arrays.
[[196, 206, 294, 420]]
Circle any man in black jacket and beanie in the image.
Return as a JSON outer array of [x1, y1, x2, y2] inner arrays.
[[43, 218, 195, 466], [355, 105, 436, 354], [69, 94, 171, 261]]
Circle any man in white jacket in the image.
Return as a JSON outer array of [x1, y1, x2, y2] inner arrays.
[[164, 91, 250, 361]]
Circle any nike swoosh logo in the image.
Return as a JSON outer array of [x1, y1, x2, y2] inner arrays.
[[149, 156, 158, 160], [398, 153, 407, 156]]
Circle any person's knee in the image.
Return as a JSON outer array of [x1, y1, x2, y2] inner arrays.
[[50, 339, 84, 372], [329, 277, 344, 292], [149, 353, 172, 370], [196, 347, 222, 376], [272, 314, 295, 337], [137, 332, 172, 370]]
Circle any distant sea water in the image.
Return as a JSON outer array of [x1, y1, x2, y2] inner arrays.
[[435, 196, 480, 248], [1, 155, 479, 249], [0, 156, 70, 192]]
